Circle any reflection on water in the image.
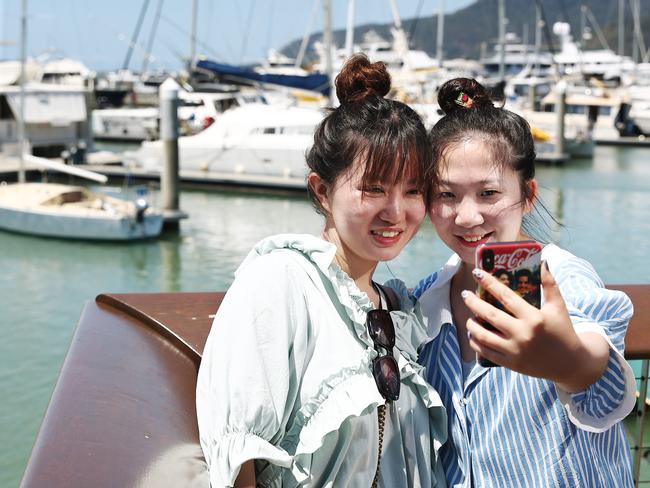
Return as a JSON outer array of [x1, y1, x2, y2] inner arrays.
[[1, 145, 650, 486]]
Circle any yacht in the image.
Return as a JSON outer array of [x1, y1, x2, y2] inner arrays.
[[480, 32, 554, 78], [91, 89, 258, 141], [0, 82, 89, 158], [125, 102, 324, 182]]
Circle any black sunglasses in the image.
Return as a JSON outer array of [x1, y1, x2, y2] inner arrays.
[[366, 309, 400, 401]]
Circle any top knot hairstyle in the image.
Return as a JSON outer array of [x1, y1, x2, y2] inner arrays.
[[436, 78, 495, 114], [306, 54, 431, 214], [335, 54, 391, 104]]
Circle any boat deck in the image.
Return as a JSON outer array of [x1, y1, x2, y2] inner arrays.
[[20, 285, 650, 487]]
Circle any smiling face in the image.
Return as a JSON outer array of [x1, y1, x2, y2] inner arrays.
[[516, 274, 531, 295], [310, 160, 426, 276], [429, 137, 536, 266]]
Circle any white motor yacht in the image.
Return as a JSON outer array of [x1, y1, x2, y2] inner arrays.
[[126, 102, 324, 183]]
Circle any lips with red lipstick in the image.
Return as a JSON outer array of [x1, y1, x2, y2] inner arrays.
[[456, 232, 493, 248], [371, 228, 403, 245]]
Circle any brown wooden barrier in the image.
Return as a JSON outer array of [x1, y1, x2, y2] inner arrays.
[[20, 286, 649, 487]]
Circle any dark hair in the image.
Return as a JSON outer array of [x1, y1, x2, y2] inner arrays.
[[430, 78, 557, 241], [306, 54, 431, 214], [515, 268, 533, 280]]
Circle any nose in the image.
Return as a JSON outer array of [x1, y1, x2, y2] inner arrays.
[[455, 197, 484, 228], [380, 192, 404, 223]]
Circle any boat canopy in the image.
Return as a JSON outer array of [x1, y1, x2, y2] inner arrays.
[[195, 59, 330, 96]]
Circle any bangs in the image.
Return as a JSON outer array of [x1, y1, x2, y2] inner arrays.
[[344, 130, 429, 190], [435, 132, 513, 186]]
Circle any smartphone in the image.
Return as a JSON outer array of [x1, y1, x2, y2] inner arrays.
[[474, 240, 542, 367]]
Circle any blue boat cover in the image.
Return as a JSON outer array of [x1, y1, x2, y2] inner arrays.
[[196, 59, 330, 96]]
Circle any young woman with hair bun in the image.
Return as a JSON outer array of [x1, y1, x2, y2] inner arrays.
[[197, 54, 447, 488], [414, 77, 635, 487]]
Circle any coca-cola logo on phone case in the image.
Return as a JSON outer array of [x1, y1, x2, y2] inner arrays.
[[494, 247, 541, 269]]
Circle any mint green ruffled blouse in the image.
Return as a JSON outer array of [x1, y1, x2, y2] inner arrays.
[[196, 234, 447, 487]]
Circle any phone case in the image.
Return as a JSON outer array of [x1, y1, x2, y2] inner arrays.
[[475, 240, 542, 367]]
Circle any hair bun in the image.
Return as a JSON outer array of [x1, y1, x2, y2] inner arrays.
[[335, 53, 391, 104], [437, 78, 493, 115]]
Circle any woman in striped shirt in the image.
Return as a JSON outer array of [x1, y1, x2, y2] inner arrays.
[[414, 78, 636, 487]]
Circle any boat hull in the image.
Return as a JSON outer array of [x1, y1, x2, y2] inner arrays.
[[0, 206, 163, 240]]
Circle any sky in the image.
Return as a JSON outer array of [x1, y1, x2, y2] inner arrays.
[[0, 0, 473, 72]]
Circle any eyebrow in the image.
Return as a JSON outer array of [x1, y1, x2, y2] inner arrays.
[[438, 178, 501, 187]]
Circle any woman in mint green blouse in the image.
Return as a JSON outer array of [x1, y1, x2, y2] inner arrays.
[[196, 54, 447, 488]]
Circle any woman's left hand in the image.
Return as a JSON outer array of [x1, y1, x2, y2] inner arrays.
[[463, 262, 609, 391]]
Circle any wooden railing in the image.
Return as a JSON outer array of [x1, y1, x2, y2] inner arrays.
[[20, 285, 650, 487]]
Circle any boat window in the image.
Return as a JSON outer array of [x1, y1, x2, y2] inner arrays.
[[263, 127, 276, 134], [567, 105, 586, 115], [0, 96, 12, 120]]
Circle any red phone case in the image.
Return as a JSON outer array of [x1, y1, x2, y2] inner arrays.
[[475, 241, 542, 367]]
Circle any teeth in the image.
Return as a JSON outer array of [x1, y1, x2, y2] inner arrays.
[[373, 230, 399, 238], [462, 235, 485, 242]]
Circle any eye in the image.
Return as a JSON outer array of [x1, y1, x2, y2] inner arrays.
[[361, 185, 384, 195], [407, 187, 422, 196], [480, 189, 499, 197], [437, 191, 455, 199]]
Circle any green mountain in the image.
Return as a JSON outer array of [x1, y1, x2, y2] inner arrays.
[[281, 0, 650, 63]]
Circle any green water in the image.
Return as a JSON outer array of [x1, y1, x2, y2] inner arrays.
[[2, 145, 650, 487]]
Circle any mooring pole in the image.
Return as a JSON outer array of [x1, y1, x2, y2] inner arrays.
[[159, 78, 187, 228], [554, 79, 567, 158]]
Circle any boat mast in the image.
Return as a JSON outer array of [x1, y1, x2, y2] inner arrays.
[[141, 0, 164, 73], [345, 0, 355, 58], [618, 0, 624, 57], [436, 0, 445, 68], [533, 3, 541, 75], [18, 0, 26, 183], [322, 0, 335, 106], [295, 0, 319, 68], [388, 0, 409, 67], [190, 0, 198, 65], [498, 0, 506, 82], [122, 0, 151, 72]]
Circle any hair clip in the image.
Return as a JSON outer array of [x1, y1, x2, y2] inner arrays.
[[455, 91, 473, 108]]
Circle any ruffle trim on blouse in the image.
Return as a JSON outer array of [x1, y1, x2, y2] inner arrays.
[[397, 354, 448, 449], [241, 234, 378, 347], [207, 429, 293, 487], [274, 353, 447, 484], [280, 353, 383, 456]]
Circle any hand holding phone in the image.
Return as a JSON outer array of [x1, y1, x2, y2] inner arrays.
[[475, 241, 542, 367]]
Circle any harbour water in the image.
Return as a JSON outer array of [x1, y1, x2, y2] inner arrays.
[[2, 144, 650, 486]]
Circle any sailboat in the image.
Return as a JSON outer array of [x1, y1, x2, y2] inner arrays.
[[0, 180, 163, 241], [0, 0, 164, 241]]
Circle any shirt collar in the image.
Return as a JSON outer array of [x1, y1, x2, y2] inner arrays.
[[419, 253, 462, 338]]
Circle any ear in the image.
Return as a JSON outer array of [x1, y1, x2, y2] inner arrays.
[[523, 179, 538, 214], [307, 172, 332, 214]]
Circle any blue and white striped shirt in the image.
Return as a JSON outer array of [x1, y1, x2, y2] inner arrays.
[[414, 244, 636, 487]]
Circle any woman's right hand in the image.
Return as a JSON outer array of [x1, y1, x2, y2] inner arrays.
[[462, 263, 610, 392]]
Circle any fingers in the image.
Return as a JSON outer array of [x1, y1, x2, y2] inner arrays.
[[466, 317, 510, 354], [462, 289, 518, 335], [467, 324, 508, 366], [470, 268, 534, 317], [540, 260, 562, 306]]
